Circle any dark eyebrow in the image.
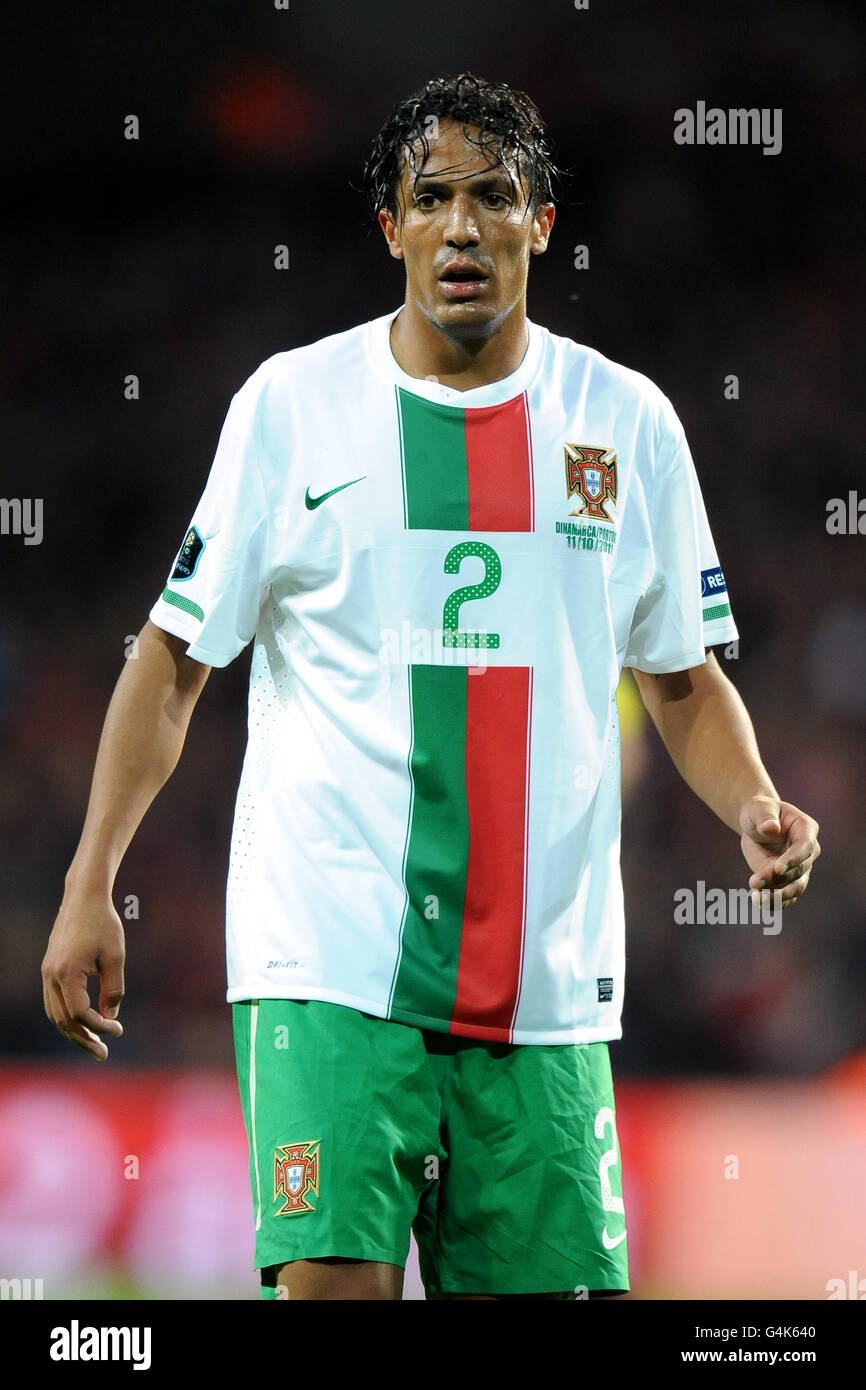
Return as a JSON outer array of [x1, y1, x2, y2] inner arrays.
[[412, 171, 515, 194]]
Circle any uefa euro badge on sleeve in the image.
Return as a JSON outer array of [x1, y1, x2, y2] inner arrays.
[[170, 524, 205, 581], [273, 1141, 320, 1216], [564, 444, 618, 522]]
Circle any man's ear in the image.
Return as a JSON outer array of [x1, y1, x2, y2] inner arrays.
[[378, 208, 405, 261], [530, 202, 555, 255]]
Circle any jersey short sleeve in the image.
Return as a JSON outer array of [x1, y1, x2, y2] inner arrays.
[[149, 374, 270, 667], [623, 396, 738, 673]]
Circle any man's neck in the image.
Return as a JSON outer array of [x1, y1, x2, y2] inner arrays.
[[389, 300, 529, 392]]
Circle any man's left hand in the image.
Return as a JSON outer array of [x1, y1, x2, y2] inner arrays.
[[739, 796, 821, 907]]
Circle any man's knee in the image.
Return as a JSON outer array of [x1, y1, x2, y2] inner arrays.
[[273, 1256, 403, 1301]]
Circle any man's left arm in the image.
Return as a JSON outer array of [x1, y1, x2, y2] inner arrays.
[[632, 651, 820, 907]]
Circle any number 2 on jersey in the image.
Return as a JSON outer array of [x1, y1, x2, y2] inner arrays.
[[441, 540, 501, 649]]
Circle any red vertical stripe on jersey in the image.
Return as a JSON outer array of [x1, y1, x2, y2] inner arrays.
[[464, 393, 534, 531], [451, 666, 531, 1039]]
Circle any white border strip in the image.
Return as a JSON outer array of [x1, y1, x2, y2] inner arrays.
[[249, 1001, 263, 1231]]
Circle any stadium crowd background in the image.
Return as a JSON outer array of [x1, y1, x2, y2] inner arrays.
[[3, 0, 864, 1084]]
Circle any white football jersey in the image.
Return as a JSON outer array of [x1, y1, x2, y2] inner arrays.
[[149, 308, 737, 1044]]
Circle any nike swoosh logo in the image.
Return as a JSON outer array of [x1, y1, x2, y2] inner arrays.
[[601, 1227, 627, 1250], [305, 476, 367, 510]]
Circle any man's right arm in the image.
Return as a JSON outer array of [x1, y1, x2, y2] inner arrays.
[[41, 619, 212, 1060]]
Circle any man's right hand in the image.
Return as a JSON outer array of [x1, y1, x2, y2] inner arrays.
[[42, 891, 126, 1061], [39, 621, 210, 1061]]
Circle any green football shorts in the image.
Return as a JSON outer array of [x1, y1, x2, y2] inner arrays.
[[232, 998, 629, 1298]]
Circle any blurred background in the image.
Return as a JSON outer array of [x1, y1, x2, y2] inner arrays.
[[1, 0, 864, 1298]]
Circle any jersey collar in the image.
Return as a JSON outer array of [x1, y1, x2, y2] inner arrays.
[[366, 306, 544, 407]]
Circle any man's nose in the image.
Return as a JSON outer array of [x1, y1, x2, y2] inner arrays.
[[443, 196, 480, 245]]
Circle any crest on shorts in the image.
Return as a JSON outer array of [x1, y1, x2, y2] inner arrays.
[[564, 445, 618, 522], [274, 1141, 320, 1215]]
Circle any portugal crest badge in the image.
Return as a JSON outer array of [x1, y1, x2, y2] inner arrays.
[[564, 445, 618, 522], [274, 1140, 320, 1215]]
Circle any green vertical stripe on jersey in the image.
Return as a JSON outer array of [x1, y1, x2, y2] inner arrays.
[[391, 664, 469, 1025], [392, 390, 472, 1024], [397, 388, 470, 530]]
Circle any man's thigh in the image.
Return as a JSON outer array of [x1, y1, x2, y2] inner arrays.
[[233, 999, 446, 1298], [415, 1037, 630, 1298]]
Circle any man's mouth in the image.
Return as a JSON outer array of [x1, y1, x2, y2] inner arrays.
[[437, 262, 490, 299]]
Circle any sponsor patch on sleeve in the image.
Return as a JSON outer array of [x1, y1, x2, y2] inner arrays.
[[701, 565, 732, 622], [171, 524, 205, 581], [700, 565, 727, 598]]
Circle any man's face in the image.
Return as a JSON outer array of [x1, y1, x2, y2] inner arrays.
[[379, 119, 554, 340]]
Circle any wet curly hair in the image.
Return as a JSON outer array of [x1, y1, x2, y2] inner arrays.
[[361, 72, 563, 223]]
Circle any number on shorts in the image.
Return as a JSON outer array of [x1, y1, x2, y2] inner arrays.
[[594, 1105, 624, 1214]]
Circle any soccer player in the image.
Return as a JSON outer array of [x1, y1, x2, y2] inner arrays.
[[42, 73, 820, 1300]]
